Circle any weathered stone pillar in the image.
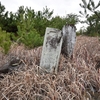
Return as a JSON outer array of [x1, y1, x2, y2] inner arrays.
[[62, 25, 76, 58], [40, 27, 63, 73]]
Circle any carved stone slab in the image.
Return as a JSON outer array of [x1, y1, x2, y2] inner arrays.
[[62, 25, 76, 58], [40, 27, 63, 73]]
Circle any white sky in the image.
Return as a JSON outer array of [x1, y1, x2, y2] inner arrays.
[[0, 0, 100, 30]]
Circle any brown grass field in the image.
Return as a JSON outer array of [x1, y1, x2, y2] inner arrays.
[[0, 36, 100, 100]]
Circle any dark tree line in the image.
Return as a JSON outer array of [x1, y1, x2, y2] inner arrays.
[[0, 1, 80, 53], [0, 2, 79, 35], [0, 0, 100, 54]]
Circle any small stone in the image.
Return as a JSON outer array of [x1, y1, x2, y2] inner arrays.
[[0, 63, 9, 73]]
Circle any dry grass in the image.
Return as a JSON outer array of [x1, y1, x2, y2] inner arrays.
[[0, 36, 100, 100]]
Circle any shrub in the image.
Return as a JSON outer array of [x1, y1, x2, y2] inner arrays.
[[20, 30, 43, 49], [0, 27, 11, 54], [12, 8, 43, 49]]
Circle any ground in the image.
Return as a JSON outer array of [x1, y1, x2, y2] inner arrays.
[[0, 36, 100, 100]]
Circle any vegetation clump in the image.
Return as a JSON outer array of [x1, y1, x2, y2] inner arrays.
[[0, 28, 11, 54]]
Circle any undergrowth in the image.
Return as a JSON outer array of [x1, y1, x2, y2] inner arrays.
[[0, 36, 100, 100]]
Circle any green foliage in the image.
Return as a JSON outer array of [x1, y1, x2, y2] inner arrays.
[[0, 2, 5, 29], [0, 27, 11, 54], [20, 31, 43, 48], [0, 2, 17, 33], [34, 6, 53, 36], [0, 2, 5, 15], [66, 14, 80, 25], [79, 0, 100, 36], [12, 7, 43, 48], [2, 12, 17, 33], [76, 26, 87, 36], [79, 0, 100, 17], [0, 1, 81, 50], [50, 16, 66, 29], [50, 14, 79, 30], [86, 13, 100, 36]]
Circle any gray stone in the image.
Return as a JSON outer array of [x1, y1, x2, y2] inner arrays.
[[40, 27, 63, 73], [0, 63, 9, 73], [62, 25, 76, 58], [0, 57, 21, 73]]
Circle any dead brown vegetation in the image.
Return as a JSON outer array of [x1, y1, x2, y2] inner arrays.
[[0, 36, 100, 100]]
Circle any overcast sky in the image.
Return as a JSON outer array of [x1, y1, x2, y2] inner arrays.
[[0, 0, 100, 30], [1, 0, 83, 16]]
